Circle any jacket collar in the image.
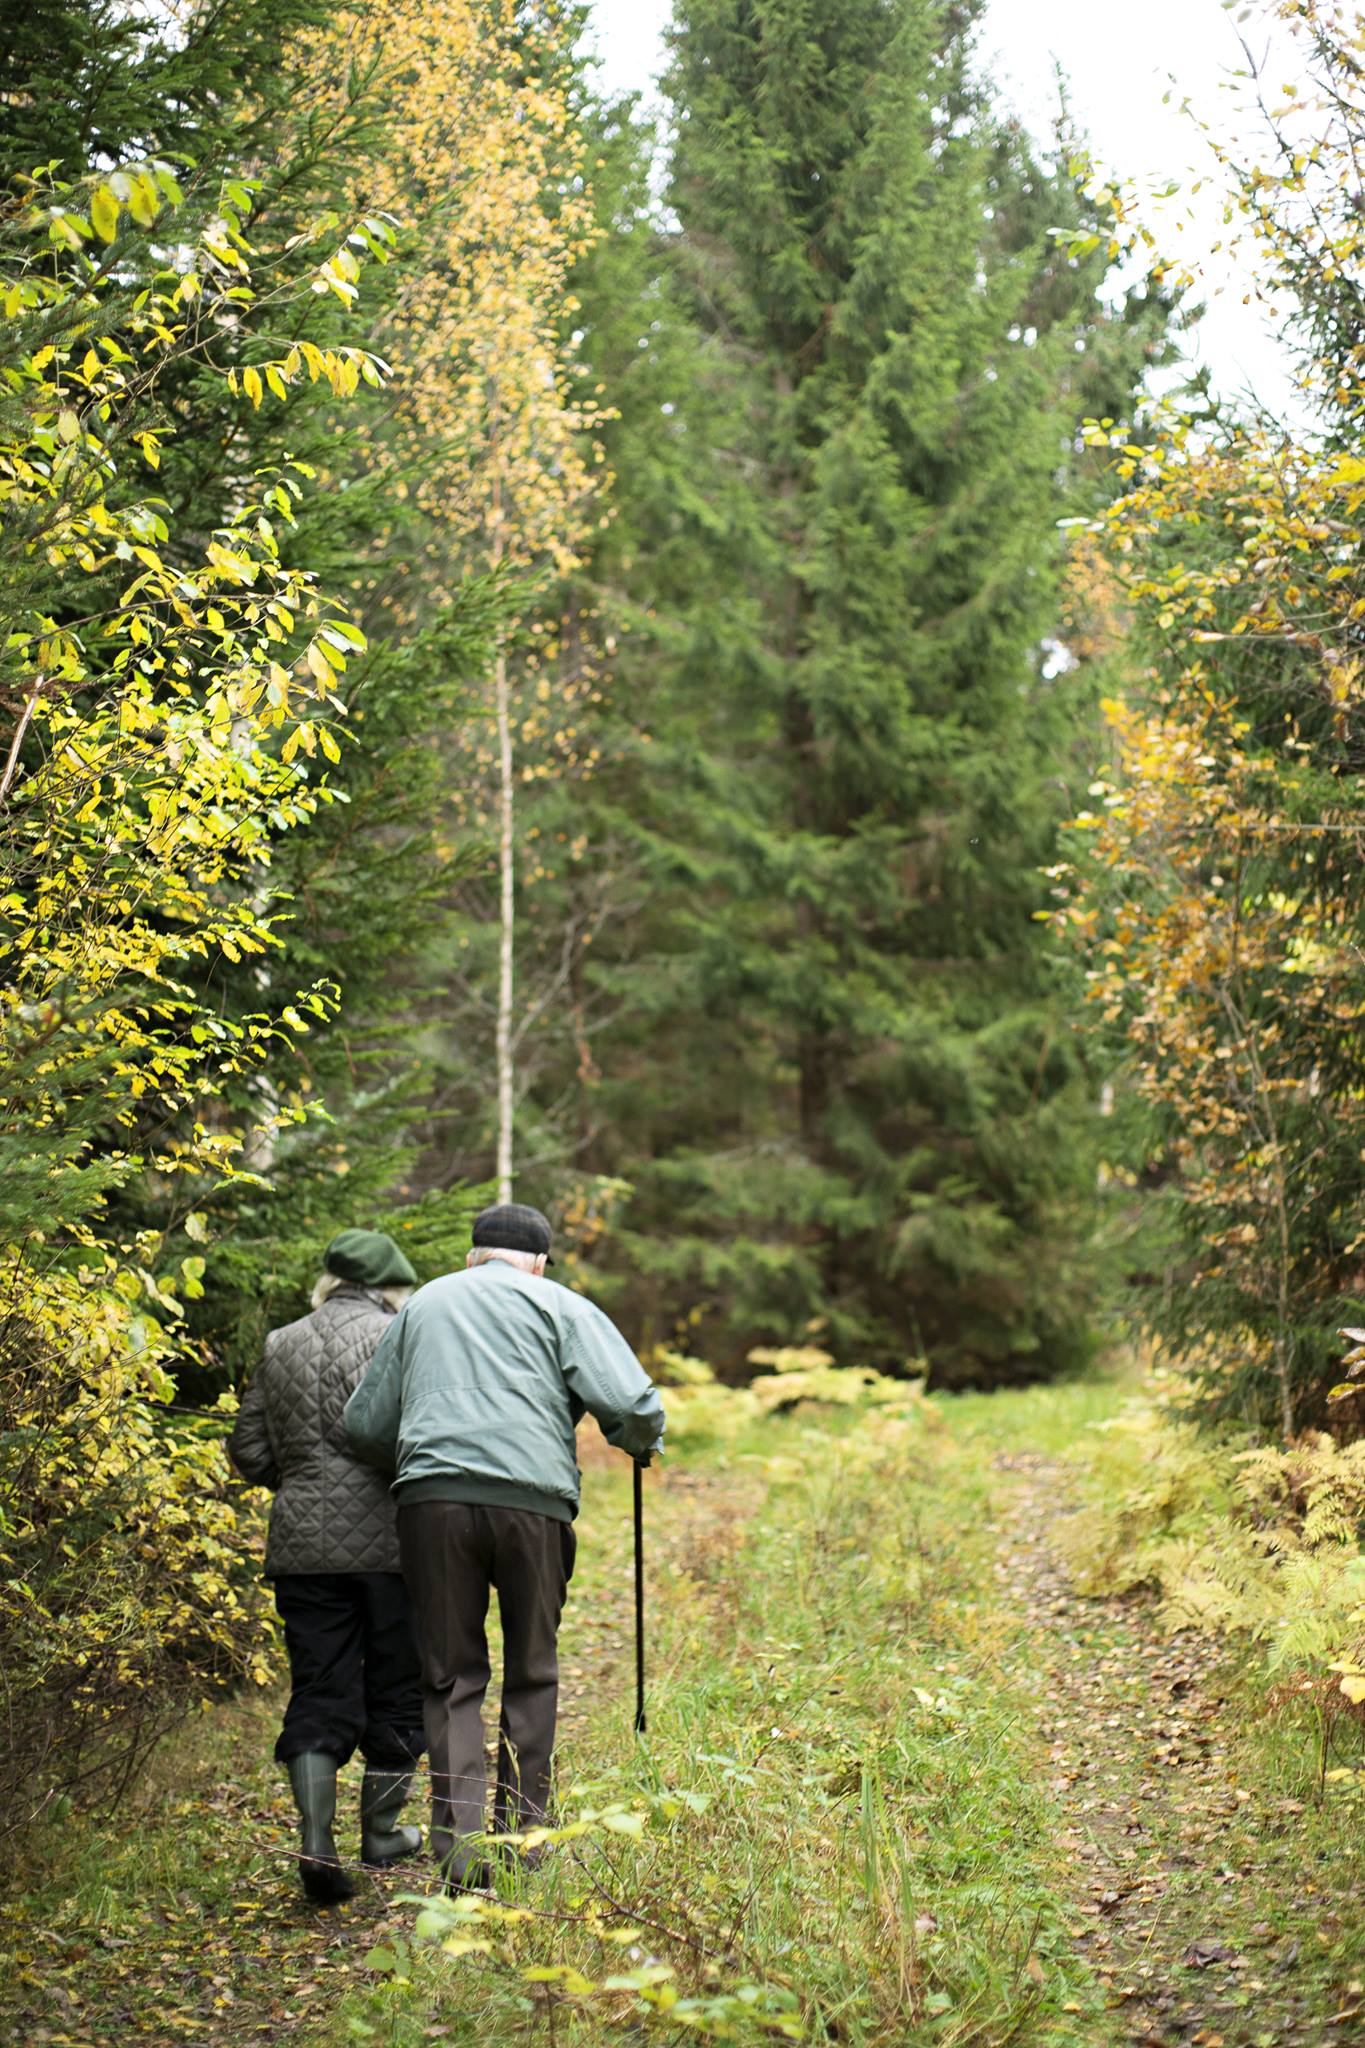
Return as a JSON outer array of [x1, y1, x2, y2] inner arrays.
[[321, 1282, 395, 1313]]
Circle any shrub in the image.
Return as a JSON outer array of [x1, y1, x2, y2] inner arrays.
[[0, 1301, 274, 1837], [1059, 1387, 1365, 1734], [654, 1345, 926, 1450], [0, 157, 387, 1831]]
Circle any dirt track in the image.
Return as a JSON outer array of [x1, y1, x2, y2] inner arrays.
[[996, 1452, 1359, 2048]]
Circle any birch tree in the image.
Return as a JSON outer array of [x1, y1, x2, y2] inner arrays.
[[310, 0, 608, 1197]]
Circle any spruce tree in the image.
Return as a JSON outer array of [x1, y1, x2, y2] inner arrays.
[[578, 0, 1153, 1382]]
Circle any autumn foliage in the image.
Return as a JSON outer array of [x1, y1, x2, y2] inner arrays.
[[0, 147, 401, 1822], [0, 0, 596, 1825], [1051, 0, 1365, 1441]]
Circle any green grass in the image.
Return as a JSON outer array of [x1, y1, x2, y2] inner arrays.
[[4, 1366, 1361, 2048], [321, 1397, 1112, 2046]]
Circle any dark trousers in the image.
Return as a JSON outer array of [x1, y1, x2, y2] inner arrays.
[[273, 1572, 425, 1769], [398, 1501, 576, 1879]]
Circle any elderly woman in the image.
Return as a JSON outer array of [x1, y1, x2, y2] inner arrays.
[[230, 1228, 425, 1904]]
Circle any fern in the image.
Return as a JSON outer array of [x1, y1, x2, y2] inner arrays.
[[1265, 1554, 1365, 1674], [1061, 1398, 1365, 1700]]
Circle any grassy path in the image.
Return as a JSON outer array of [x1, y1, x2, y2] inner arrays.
[[0, 1455, 755, 2047], [2, 1379, 1360, 2046], [989, 1433, 1361, 2046]]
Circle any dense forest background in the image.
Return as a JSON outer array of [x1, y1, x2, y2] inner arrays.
[[3, 0, 1364, 1824]]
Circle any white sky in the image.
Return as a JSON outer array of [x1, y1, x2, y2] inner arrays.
[[585, 0, 1303, 418]]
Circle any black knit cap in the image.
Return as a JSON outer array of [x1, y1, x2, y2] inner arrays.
[[472, 1202, 554, 1264]]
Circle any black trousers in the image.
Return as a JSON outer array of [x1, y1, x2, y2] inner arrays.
[[398, 1502, 576, 1879], [273, 1572, 425, 1769]]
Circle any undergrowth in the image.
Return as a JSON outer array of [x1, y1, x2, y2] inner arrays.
[[1052, 1367, 1365, 1764], [5, 1366, 1362, 2046]]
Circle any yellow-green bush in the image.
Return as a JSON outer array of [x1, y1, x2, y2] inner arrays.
[[0, 1280, 274, 1836], [654, 1345, 925, 1450], [1059, 1392, 1365, 1718], [0, 160, 386, 1839]]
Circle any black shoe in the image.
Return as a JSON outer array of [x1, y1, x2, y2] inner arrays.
[[300, 1854, 358, 1905]]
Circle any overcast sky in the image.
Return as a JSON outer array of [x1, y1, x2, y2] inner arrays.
[[585, 0, 1301, 417]]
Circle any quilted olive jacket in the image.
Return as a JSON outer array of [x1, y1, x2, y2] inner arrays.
[[229, 1287, 402, 1576]]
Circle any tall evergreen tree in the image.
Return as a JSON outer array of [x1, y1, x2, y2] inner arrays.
[[0, 0, 313, 183], [571, 0, 1161, 1382]]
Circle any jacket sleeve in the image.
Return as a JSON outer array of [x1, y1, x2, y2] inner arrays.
[[343, 1312, 404, 1475], [228, 1366, 280, 1490], [562, 1299, 666, 1459]]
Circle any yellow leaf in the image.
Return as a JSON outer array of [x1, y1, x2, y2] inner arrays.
[[128, 171, 159, 227], [91, 185, 119, 243]]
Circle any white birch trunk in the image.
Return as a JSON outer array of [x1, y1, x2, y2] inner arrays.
[[495, 638, 515, 1202]]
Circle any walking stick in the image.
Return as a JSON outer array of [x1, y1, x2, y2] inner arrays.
[[633, 1459, 647, 1735]]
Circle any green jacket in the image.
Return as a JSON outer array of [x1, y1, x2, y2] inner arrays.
[[342, 1261, 665, 1522]]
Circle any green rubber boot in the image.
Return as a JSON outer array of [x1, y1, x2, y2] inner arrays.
[[287, 1753, 356, 1905], [360, 1768, 422, 1868]]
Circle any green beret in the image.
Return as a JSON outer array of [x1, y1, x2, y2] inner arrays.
[[323, 1227, 418, 1290]]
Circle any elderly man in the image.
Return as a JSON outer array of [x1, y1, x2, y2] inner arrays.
[[344, 1202, 664, 1888], [230, 1227, 426, 1904]]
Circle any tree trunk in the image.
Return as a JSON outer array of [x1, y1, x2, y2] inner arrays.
[[495, 638, 514, 1203], [486, 390, 515, 1206], [1220, 980, 1295, 1440]]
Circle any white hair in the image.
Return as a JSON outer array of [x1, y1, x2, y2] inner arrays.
[[311, 1271, 412, 1313], [467, 1246, 543, 1273]]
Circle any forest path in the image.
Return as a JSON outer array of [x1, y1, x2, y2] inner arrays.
[[992, 1445, 1359, 2048], [3, 1389, 1361, 2046], [0, 1454, 757, 2047]]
